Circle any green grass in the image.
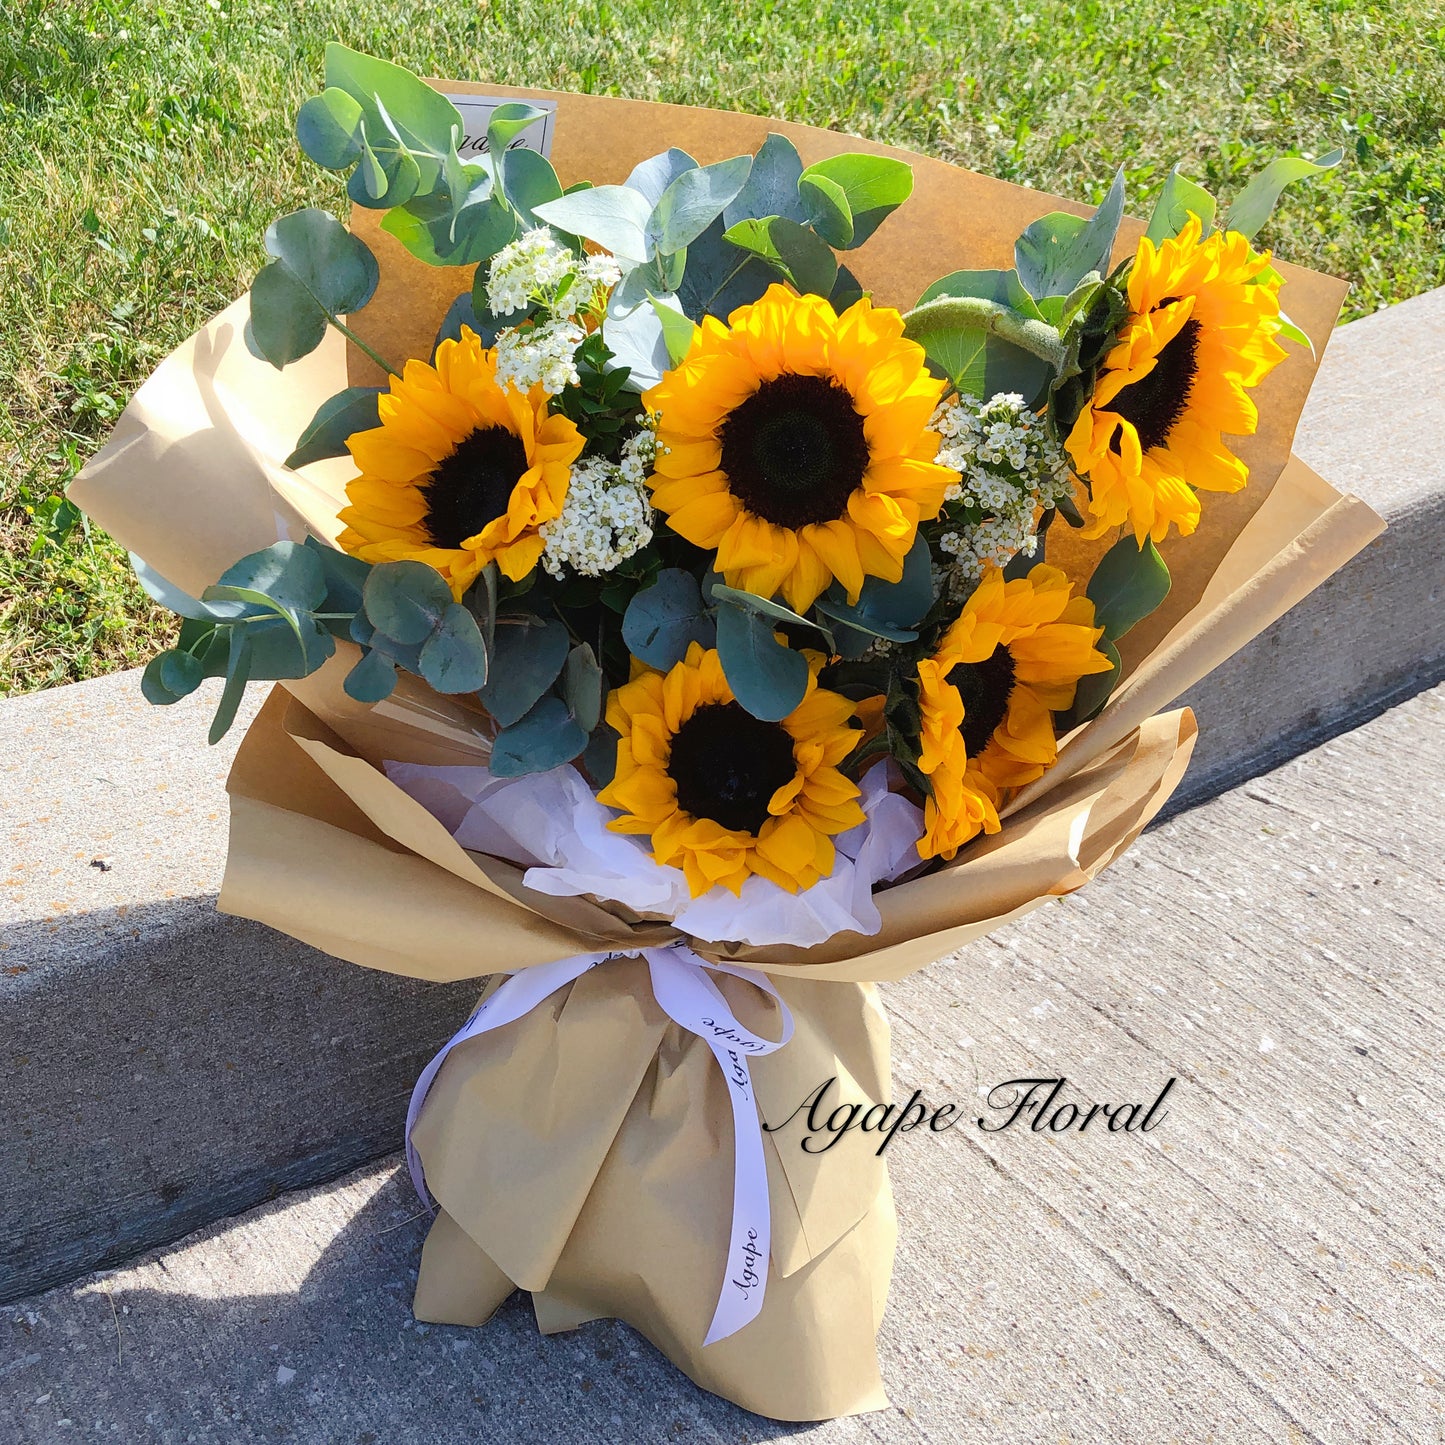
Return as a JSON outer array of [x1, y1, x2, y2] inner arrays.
[[2, 0, 1441, 694]]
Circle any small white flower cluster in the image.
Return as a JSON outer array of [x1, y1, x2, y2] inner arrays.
[[617, 420, 659, 489], [930, 392, 1076, 582], [486, 228, 622, 320], [566, 253, 624, 318], [486, 230, 624, 398], [493, 318, 586, 395], [540, 431, 656, 579], [486, 228, 576, 315]]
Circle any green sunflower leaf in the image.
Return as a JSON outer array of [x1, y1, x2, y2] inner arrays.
[[479, 614, 570, 727], [1060, 637, 1121, 728], [797, 153, 913, 248], [363, 560, 453, 645], [490, 694, 589, 777], [1143, 169, 1217, 244], [1086, 535, 1171, 642], [1015, 168, 1125, 301], [715, 603, 810, 722], [905, 270, 1057, 406], [1224, 149, 1343, 242]]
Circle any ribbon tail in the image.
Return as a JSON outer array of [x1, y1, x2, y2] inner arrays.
[[700, 1036, 771, 1345], [645, 946, 792, 1346]]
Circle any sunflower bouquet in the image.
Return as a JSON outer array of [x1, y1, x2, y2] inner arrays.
[[70, 46, 1382, 1421]]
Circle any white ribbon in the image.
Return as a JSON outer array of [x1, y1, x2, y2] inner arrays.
[[405, 943, 793, 1345]]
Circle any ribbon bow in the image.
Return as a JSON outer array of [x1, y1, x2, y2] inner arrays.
[[405, 942, 794, 1345]]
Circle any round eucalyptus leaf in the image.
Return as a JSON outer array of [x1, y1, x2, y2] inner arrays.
[[344, 647, 399, 704], [246, 209, 380, 370], [216, 541, 327, 614], [489, 695, 589, 778], [141, 649, 204, 705], [622, 569, 714, 670], [478, 615, 570, 727], [714, 603, 810, 722], [295, 89, 366, 171], [563, 643, 604, 734], [363, 560, 453, 645], [418, 603, 490, 694]]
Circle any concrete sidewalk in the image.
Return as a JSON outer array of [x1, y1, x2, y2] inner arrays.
[[5, 684, 1440, 1444]]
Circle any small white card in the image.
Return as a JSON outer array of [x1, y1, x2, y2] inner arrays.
[[442, 93, 557, 162]]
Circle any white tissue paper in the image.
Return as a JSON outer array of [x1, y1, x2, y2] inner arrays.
[[384, 758, 923, 948]]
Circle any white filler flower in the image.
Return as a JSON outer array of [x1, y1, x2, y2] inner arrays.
[[931, 392, 1076, 581], [494, 317, 586, 395], [540, 430, 656, 579]]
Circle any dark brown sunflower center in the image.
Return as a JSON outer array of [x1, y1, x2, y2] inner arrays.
[[422, 425, 529, 549], [947, 644, 1017, 757], [717, 372, 869, 529], [667, 701, 798, 835], [1109, 300, 1202, 454]]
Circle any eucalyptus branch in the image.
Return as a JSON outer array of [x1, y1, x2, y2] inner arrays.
[[902, 296, 1067, 371], [328, 316, 401, 378]]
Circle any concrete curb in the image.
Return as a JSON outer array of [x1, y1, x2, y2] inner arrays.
[[2, 287, 1442, 1307], [1171, 284, 1445, 811], [0, 681, 477, 1303]]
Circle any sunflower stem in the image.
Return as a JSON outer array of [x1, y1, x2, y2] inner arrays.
[[901, 296, 1067, 372]]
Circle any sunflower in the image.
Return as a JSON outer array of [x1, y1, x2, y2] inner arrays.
[[597, 642, 866, 897], [337, 327, 585, 597], [643, 284, 955, 614], [915, 563, 1113, 861], [1065, 216, 1288, 546]]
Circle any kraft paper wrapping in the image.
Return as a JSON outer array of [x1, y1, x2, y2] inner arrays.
[[410, 959, 897, 1419], [67, 89, 1386, 1420]]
